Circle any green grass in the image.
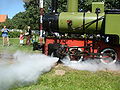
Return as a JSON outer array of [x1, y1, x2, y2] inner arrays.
[[0, 38, 35, 53], [12, 65, 120, 90], [0, 38, 120, 90]]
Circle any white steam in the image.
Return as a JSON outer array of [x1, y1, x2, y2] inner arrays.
[[0, 51, 58, 90], [62, 57, 120, 72]]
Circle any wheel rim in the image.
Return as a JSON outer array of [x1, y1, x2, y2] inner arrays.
[[68, 47, 83, 62], [60, 47, 83, 64], [100, 48, 117, 64]]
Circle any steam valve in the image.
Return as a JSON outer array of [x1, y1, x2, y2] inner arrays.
[[67, 20, 72, 26], [95, 8, 101, 14]]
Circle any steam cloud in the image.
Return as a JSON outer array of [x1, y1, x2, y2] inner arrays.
[[62, 57, 120, 72], [0, 51, 120, 90], [0, 51, 58, 90]]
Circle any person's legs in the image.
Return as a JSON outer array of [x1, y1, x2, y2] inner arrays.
[[2, 37, 5, 46], [28, 36, 31, 45], [20, 40, 24, 46], [6, 37, 10, 46], [26, 37, 28, 45], [26, 35, 31, 45]]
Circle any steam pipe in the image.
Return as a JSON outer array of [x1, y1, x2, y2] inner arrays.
[[67, 0, 78, 12]]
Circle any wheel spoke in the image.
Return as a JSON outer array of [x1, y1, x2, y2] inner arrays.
[[100, 48, 117, 64]]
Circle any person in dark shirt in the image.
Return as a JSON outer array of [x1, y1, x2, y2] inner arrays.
[[25, 26, 32, 45]]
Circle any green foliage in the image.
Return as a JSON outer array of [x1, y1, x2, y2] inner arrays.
[[105, 0, 120, 9], [43, 0, 120, 12], [57, 0, 67, 12], [9, 31, 20, 38], [43, 0, 51, 13], [57, 0, 120, 12], [22, 0, 40, 30], [12, 12, 27, 29]]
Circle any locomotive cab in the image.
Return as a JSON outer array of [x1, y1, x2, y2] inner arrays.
[[105, 9, 120, 45]]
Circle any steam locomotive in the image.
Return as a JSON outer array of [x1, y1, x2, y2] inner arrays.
[[35, 0, 120, 64]]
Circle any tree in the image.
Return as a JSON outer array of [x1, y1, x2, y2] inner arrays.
[[0, 19, 14, 29], [105, 0, 120, 9], [44, 0, 52, 13], [12, 12, 27, 29], [58, 0, 67, 12], [8, 0, 40, 30], [23, 0, 40, 30]]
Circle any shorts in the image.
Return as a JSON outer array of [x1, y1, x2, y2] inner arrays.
[[20, 40, 24, 44], [2, 34, 8, 37]]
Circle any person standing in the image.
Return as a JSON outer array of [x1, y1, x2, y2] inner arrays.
[[25, 26, 32, 45], [19, 32, 24, 46], [1, 26, 10, 46]]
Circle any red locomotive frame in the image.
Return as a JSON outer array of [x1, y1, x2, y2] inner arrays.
[[42, 36, 120, 64]]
